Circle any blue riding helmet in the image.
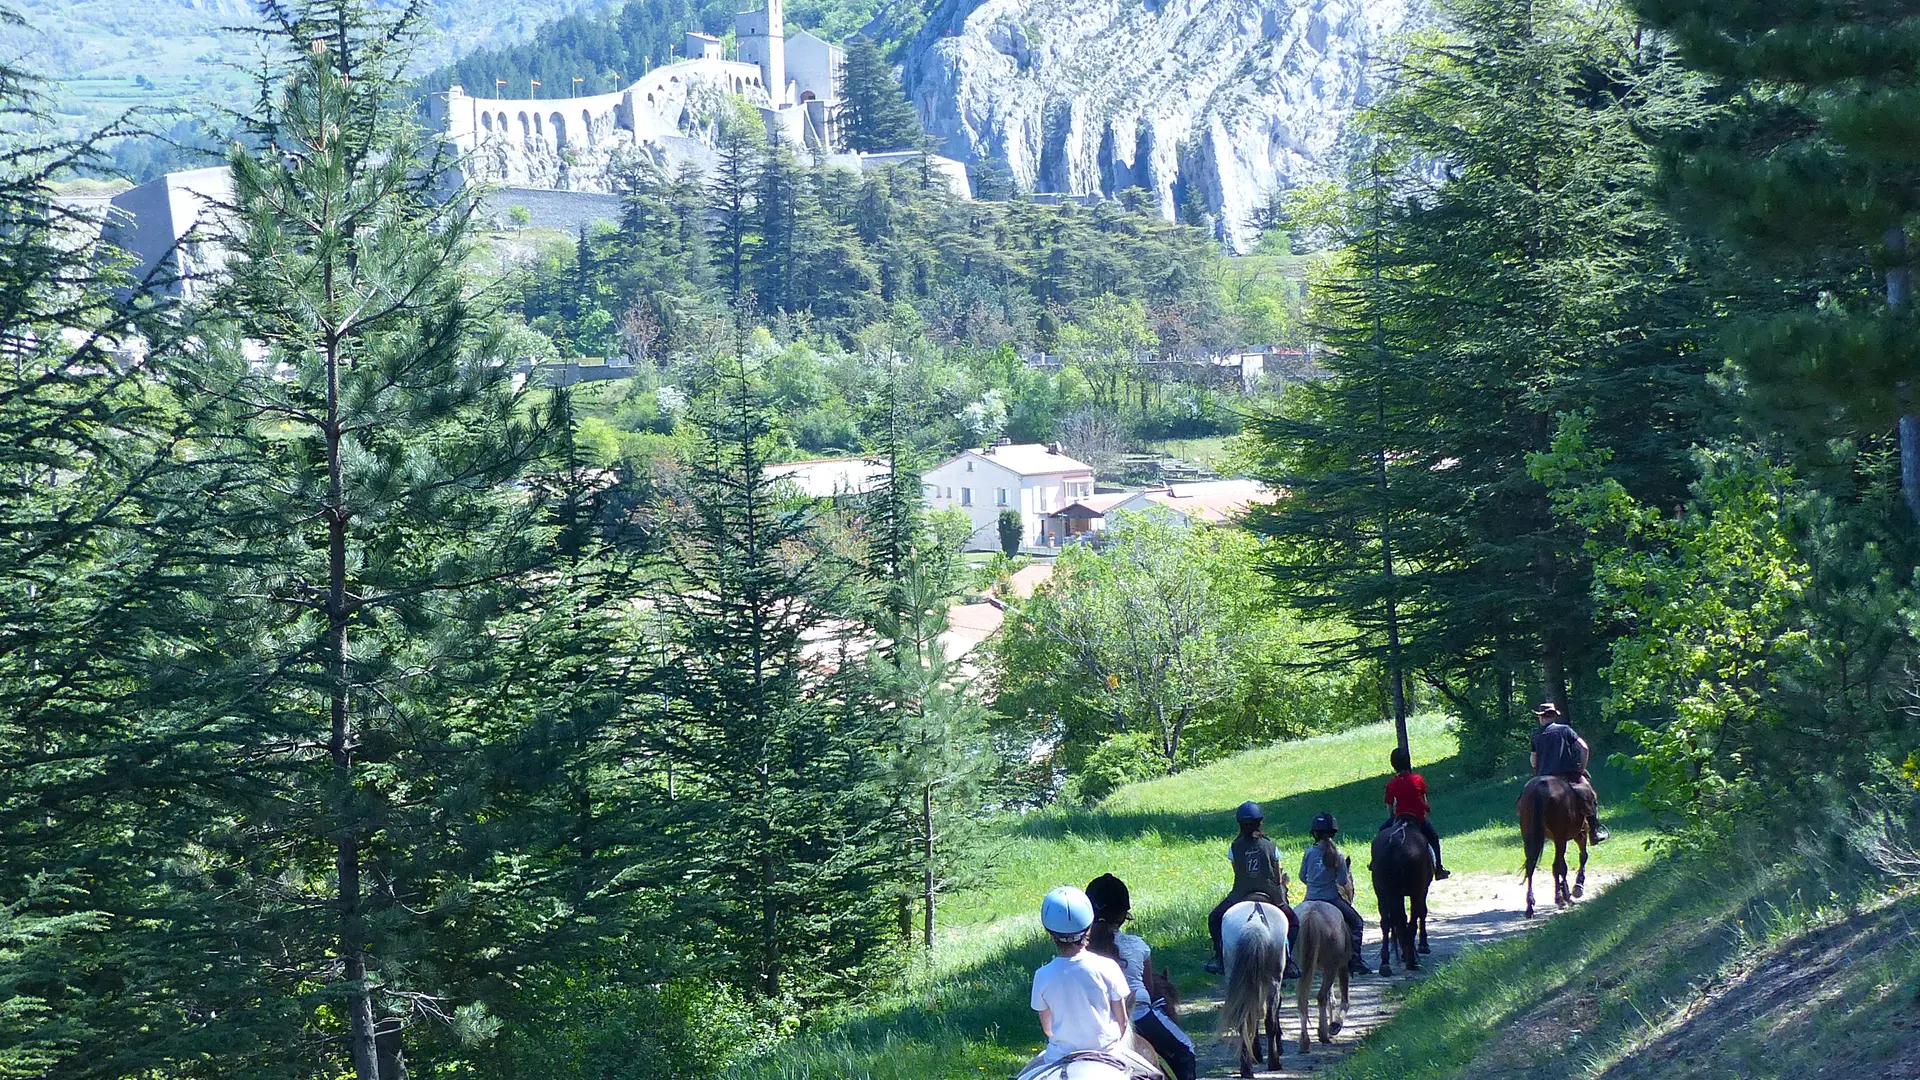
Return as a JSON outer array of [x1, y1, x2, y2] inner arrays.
[[1235, 800, 1264, 824], [1041, 886, 1095, 937]]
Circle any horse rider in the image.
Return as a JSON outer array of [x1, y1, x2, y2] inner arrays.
[[1086, 874, 1198, 1080], [1299, 812, 1372, 975], [1530, 702, 1609, 843], [1023, 887, 1162, 1080], [1381, 746, 1451, 879], [1203, 801, 1299, 977]]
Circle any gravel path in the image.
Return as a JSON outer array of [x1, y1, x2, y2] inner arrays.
[[1173, 871, 1619, 1079]]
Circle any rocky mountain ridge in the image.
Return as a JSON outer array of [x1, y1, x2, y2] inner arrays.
[[902, 0, 1424, 249]]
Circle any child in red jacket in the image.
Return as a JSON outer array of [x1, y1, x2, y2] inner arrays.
[[1382, 747, 1451, 879]]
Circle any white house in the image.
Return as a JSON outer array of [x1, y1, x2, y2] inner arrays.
[[923, 441, 1095, 551]]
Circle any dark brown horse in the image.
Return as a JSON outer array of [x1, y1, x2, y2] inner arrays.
[[1370, 817, 1432, 974], [1517, 774, 1594, 918]]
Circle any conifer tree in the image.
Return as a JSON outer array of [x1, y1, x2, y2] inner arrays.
[[839, 36, 922, 152], [162, 4, 631, 1076], [1245, 0, 1715, 749], [753, 133, 801, 313], [0, 16, 226, 1073], [857, 355, 990, 951], [1633, 0, 1920, 521], [648, 350, 896, 999], [709, 103, 765, 306]]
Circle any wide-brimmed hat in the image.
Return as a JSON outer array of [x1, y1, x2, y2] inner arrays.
[[1532, 701, 1562, 718]]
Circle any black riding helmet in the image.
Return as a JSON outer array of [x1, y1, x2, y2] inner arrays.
[[1390, 746, 1412, 773], [1310, 811, 1340, 836], [1085, 873, 1130, 922]]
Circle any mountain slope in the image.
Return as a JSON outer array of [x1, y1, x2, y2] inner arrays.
[[4, 0, 601, 130], [902, 0, 1424, 250]]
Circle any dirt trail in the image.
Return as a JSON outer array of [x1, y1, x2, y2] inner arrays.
[[1175, 870, 1621, 1079]]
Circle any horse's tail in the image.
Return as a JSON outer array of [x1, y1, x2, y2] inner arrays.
[[1216, 911, 1280, 1037], [1521, 778, 1549, 881]]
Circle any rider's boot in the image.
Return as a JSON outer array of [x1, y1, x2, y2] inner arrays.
[[1347, 928, 1372, 974], [1203, 955, 1223, 975], [1433, 859, 1452, 880], [1284, 958, 1302, 980], [1588, 815, 1610, 843]]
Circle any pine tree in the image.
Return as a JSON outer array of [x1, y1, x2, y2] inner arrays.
[[165, 4, 629, 1076], [753, 134, 801, 314], [709, 103, 764, 307], [0, 18, 227, 1074], [857, 356, 990, 951], [648, 350, 896, 999], [1632, 0, 1920, 521], [839, 36, 922, 152], [1244, 0, 1716, 753]]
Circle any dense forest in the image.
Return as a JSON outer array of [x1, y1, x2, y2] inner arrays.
[[11, 0, 1920, 1078], [423, 0, 913, 102]]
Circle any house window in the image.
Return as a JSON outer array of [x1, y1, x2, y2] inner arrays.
[[961, 487, 973, 506], [966, 461, 974, 472], [997, 488, 1008, 506]]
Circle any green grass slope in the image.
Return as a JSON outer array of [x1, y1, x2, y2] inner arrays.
[[1327, 841, 1920, 1080], [735, 716, 1656, 1080]]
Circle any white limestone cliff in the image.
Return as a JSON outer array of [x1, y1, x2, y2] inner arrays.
[[903, 0, 1423, 250]]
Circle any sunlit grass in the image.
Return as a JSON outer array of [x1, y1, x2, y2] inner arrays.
[[734, 717, 1656, 1079]]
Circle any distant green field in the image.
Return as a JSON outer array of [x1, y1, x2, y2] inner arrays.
[[735, 716, 1655, 1080]]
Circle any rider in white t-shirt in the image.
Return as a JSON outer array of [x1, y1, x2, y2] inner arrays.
[[1028, 886, 1130, 1063]]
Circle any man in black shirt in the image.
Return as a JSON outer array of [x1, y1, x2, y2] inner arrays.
[[1530, 702, 1608, 843]]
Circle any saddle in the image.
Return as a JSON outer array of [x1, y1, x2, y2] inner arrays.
[[1379, 816, 1414, 845], [1016, 1049, 1164, 1080]]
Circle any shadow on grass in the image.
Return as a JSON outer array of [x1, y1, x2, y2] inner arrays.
[[1012, 754, 1648, 852]]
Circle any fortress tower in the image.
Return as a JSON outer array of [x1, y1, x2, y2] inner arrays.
[[735, 0, 788, 106]]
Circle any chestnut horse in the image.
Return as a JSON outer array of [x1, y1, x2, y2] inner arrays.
[[1517, 774, 1594, 918]]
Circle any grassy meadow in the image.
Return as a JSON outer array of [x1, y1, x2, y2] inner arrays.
[[734, 716, 1657, 1079]]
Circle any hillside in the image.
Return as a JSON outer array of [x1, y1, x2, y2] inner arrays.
[[729, 717, 1920, 1080], [1328, 844, 1920, 1080], [732, 716, 1658, 1079], [3, 0, 601, 131]]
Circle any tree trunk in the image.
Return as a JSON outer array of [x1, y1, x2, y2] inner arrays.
[[1369, 177, 1409, 759], [1888, 227, 1919, 524], [375, 1026, 407, 1080], [921, 785, 936, 953], [327, 331, 379, 1080], [1542, 643, 1568, 721]]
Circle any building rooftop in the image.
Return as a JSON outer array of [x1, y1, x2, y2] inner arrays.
[[1049, 492, 1135, 518], [947, 442, 1094, 477], [1003, 562, 1056, 600], [766, 457, 889, 498], [1134, 479, 1273, 523]]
